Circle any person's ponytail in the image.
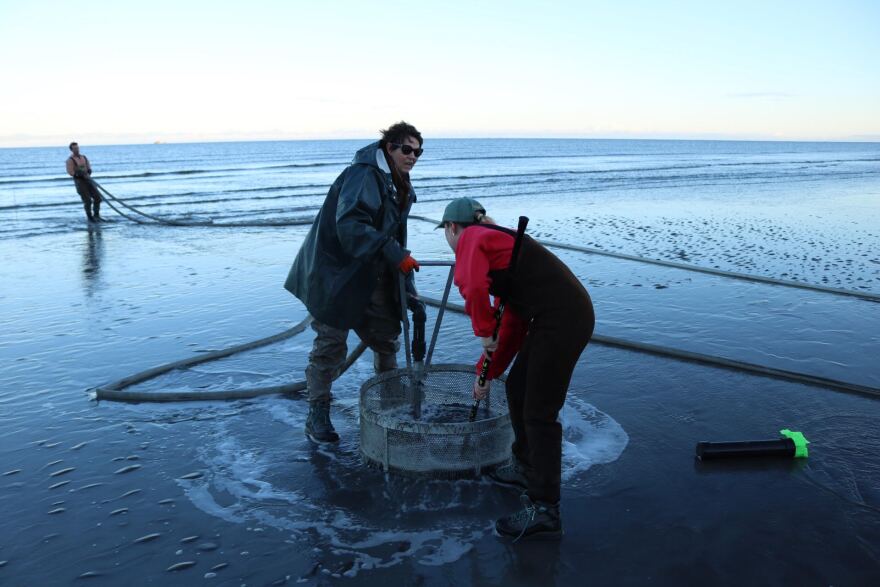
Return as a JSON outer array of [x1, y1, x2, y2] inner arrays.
[[475, 212, 496, 225]]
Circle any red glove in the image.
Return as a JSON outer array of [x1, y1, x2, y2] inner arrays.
[[398, 255, 420, 274]]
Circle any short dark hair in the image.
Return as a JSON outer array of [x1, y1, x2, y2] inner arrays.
[[380, 121, 422, 147], [69, 142, 78, 150]]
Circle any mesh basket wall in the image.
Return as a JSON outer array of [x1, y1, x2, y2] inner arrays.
[[359, 363, 513, 478]]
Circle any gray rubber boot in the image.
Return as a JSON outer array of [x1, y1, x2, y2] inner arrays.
[[374, 351, 398, 373], [495, 494, 562, 541], [305, 401, 339, 443]]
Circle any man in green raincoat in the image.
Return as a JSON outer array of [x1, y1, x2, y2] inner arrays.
[[285, 122, 424, 443]]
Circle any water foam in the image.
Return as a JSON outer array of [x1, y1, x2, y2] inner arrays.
[[561, 396, 629, 481], [180, 398, 627, 578]]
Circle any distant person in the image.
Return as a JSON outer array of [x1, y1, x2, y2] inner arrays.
[[66, 142, 102, 222], [438, 197, 595, 540], [284, 121, 425, 443]]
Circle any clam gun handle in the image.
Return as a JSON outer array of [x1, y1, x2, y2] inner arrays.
[[469, 352, 492, 422], [695, 429, 809, 460]]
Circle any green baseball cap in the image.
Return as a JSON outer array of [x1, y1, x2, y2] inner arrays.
[[435, 197, 486, 228]]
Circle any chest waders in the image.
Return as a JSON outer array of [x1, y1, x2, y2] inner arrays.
[[70, 155, 89, 179], [70, 156, 101, 221]]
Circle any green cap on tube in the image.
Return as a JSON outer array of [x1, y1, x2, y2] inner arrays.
[[780, 429, 809, 458]]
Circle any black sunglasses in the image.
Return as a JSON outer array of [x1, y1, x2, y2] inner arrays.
[[391, 143, 423, 157]]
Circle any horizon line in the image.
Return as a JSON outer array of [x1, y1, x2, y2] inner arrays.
[[3, 134, 880, 150]]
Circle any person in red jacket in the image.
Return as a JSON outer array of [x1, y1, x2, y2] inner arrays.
[[439, 197, 595, 540]]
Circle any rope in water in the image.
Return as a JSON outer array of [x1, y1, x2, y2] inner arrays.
[[94, 315, 367, 402], [409, 215, 880, 303], [87, 183, 879, 303], [92, 182, 155, 224], [87, 195, 877, 402], [95, 296, 880, 404], [419, 296, 880, 400], [91, 178, 314, 227]]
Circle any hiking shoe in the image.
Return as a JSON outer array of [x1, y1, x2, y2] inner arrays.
[[487, 459, 529, 490], [495, 494, 562, 541], [305, 401, 339, 443]]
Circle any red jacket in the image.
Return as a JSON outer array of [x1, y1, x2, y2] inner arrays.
[[454, 225, 529, 379]]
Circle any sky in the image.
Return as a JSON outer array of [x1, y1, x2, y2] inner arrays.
[[1, 0, 878, 147]]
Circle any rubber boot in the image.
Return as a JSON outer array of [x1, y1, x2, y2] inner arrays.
[[305, 401, 339, 443], [374, 352, 397, 374], [495, 494, 562, 541], [93, 200, 103, 222]]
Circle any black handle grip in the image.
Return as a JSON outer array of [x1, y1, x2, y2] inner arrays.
[[696, 438, 796, 460]]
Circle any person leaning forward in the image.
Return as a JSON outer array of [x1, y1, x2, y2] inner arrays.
[[439, 197, 595, 541], [284, 121, 425, 443], [66, 142, 103, 223]]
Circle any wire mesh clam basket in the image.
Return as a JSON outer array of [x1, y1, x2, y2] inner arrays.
[[359, 363, 512, 478]]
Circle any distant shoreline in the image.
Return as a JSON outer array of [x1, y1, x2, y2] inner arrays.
[[2, 136, 880, 151]]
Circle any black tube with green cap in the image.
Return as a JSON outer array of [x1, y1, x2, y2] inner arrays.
[[695, 429, 810, 460]]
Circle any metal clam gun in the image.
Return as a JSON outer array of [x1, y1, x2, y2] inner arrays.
[[398, 260, 456, 420]]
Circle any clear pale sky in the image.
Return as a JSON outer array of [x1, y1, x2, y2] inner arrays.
[[1, 0, 878, 147]]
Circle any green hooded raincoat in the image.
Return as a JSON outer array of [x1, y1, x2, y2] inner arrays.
[[284, 141, 416, 329]]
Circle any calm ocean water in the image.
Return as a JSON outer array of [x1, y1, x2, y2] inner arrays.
[[1, 139, 879, 584], [3, 138, 880, 245]]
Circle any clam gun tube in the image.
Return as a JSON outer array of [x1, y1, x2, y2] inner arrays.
[[695, 429, 810, 460]]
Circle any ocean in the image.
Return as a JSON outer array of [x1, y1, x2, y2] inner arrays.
[[1, 138, 879, 585]]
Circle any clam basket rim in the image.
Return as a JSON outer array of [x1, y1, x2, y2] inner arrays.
[[358, 363, 508, 434]]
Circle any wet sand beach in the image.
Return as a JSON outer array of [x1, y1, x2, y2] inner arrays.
[[1, 139, 879, 584]]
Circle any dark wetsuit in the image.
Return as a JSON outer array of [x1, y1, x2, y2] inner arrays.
[[68, 155, 101, 220], [455, 224, 595, 505]]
